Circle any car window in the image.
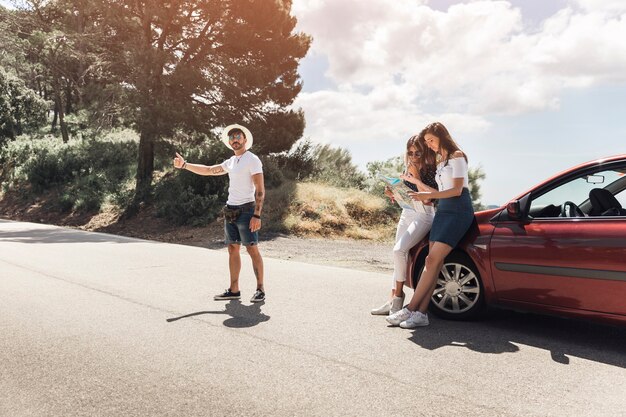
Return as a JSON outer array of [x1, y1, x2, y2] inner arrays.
[[531, 177, 595, 217], [529, 167, 626, 218], [615, 189, 626, 208]]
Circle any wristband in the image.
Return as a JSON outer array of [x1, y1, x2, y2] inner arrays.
[[252, 214, 261, 219], [181, 161, 187, 170]]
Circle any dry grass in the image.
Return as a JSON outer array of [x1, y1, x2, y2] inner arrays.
[[0, 179, 398, 243], [266, 181, 398, 241]]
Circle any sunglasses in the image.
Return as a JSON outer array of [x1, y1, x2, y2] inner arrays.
[[407, 151, 421, 157], [228, 133, 244, 141]]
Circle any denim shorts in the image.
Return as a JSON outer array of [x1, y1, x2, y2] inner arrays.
[[224, 203, 258, 246]]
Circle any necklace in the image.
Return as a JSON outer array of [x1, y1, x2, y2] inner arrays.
[[235, 151, 247, 164]]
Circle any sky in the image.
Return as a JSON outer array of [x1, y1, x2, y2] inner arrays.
[[2, 0, 625, 205], [290, 0, 626, 205]]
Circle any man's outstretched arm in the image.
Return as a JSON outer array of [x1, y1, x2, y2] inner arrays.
[[173, 152, 227, 176]]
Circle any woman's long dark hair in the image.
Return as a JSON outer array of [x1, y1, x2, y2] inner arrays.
[[420, 122, 467, 164]]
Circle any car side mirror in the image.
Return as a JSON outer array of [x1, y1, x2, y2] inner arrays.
[[507, 200, 521, 220]]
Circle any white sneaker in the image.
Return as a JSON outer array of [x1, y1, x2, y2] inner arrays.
[[386, 307, 412, 326], [390, 294, 405, 314], [400, 311, 429, 329], [371, 300, 392, 315]]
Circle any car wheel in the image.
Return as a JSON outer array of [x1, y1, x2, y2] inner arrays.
[[425, 252, 485, 320]]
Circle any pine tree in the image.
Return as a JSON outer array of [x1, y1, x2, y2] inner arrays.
[[99, 0, 311, 200]]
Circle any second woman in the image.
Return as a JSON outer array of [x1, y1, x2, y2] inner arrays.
[[371, 135, 438, 316]]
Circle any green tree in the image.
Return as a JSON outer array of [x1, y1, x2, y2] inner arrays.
[[469, 166, 486, 211], [0, 6, 30, 77], [0, 68, 49, 142], [310, 143, 366, 189], [13, 0, 112, 141], [365, 155, 404, 198], [99, 0, 311, 199], [269, 139, 365, 188]]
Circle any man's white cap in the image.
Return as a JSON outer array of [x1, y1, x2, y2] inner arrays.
[[221, 124, 253, 150]]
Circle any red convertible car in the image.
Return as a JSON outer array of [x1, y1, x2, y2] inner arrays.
[[409, 154, 626, 326]]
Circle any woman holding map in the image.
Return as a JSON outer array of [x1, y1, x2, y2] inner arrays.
[[371, 135, 438, 316], [386, 122, 474, 329]]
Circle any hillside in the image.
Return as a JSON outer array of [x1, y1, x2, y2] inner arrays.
[[0, 181, 399, 242]]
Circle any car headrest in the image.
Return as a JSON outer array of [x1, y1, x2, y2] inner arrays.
[[589, 188, 622, 216]]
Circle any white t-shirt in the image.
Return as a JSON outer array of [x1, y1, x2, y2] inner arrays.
[[220, 151, 263, 205], [436, 157, 469, 191]]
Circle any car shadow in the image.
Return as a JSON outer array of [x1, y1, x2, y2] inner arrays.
[[166, 299, 270, 328], [406, 309, 626, 368]]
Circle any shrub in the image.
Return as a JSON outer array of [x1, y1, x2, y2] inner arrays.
[[58, 174, 106, 212], [267, 139, 317, 181], [268, 139, 366, 189], [0, 132, 138, 212], [259, 155, 285, 188], [153, 146, 229, 226], [154, 177, 224, 226]]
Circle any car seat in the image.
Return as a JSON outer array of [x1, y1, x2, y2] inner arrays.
[[588, 188, 626, 216]]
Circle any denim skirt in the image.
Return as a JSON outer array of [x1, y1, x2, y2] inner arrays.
[[429, 188, 474, 248]]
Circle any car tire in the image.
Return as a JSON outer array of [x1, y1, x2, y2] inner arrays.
[[417, 251, 485, 320]]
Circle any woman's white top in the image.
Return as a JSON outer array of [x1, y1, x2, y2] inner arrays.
[[220, 151, 263, 205], [436, 157, 469, 191]]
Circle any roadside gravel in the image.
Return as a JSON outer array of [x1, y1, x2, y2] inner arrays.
[[186, 231, 395, 274], [248, 234, 393, 273]]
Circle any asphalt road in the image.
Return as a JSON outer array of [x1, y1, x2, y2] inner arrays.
[[1, 219, 625, 417]]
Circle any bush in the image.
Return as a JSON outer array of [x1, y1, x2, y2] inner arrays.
[[259, 155, 285, 188], [362, 155, 404, 213], [268, 139, 366, 189], [153, 145, 229, 226], [154, 177, 223, 226], [0, 132, 138, 212], [309, 144, 366, 189], [58, 174, 106, 212], [267, 139, 317, 181]]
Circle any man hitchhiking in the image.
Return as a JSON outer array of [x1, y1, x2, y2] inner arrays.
[[173, 124, 266, 303]]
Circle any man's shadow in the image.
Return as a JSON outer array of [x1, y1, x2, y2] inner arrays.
[[166, 300, 270, 328]]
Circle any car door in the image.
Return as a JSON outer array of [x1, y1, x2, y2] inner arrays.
[[489, 163, 626, 315]]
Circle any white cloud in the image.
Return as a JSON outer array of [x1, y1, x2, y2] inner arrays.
[[530, 8, 626, 85], [293, 88, 489, 152], [292, 0, 626, 115], [290, 0, 626, 171], [573, 0, 626, 13]]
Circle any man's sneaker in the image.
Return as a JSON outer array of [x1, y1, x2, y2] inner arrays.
[[386, 307, 412, 326], [390, 294, 405, 314], [214, 289, 241, 300], [250, 289, 265, 303], [371, 300, 391, 315], [400, 311, 429, 329]]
